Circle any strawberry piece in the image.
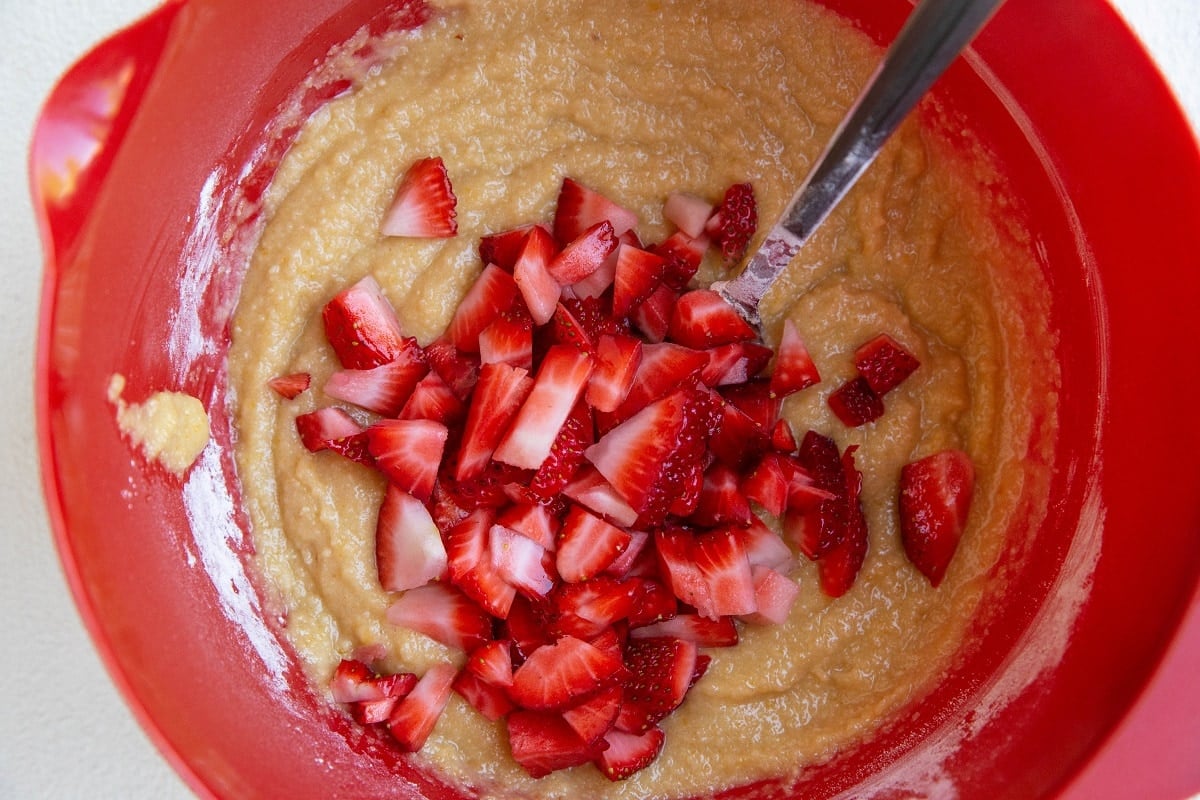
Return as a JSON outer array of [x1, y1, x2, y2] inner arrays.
[[501, 595, 555, 663], [817, 446, 869, 597], [586, 333, 643, 413], [692, 527, 757, 618], [603, 529, 650, 579], [828, 376, 885, 427], [691, 463, 754, 527], [562, 685, 622, 744], [424, 337, 480, 400], [507, 709, 609, 778], [654, 527, 712, 616], [612, 244, 667, 318], [493, 345, 594, 470], [630, 282, 679, 343], [551, 299, 597, 353], [548, 577, 640, 639], [667, 289, 758, 349], [380, 156, 457, 238], [447, 264, 519, 353], [489, 523, 555, 599], [704, 182, 757, 263], [663, 191, 715, 238], [625, 577, 678, 627], [478, 300, 534, 369], [650, 231, 708, 290], [496, 502, 559, 551], [465, 639, 514, 687], [452, 669, 515, 721], [741, 452, 792, 516], [480, 223, 542, 271], [386, 662, 458, 752], [609, 342, 708, 423], [770, 417, 798, 452], [719, 378, 781, 432], [322, 275, 408, 369], [510, 635, 628, 711], [512, 224, 561, 326], [854, 333, 920, 395], [330, 659, 417, 704], [548, 220, 619, 285], [700, 341, 773, 387], [788, 430, 849, 559], [367, 419, 448, 502], [596, 727, 665, 782], [324, 355, 428, 417], [630, 613, 739, 648], [561, 467, 639, 528], [556, 505, 633, 583], [742, 565, 800, 625], [770, 319, 821, 396], [295, 407, 363, 453], [267, 372, 311, 399], [454, 362, 533, 481], [385, 583, 493, 652], [707, 394, 771, 471], [376, 486, 448, 593], [398, 371, 466, 425], [736, 515, 795, 571], [529, 400, 594, 502], [616, 636, 700, 733], [899, 449, 975, 587], [552, 177, 639, 246]]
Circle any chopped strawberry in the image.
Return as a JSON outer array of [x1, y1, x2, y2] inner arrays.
[[562, 684, 622, 744], [548, 220, 619, 285], [707, 394, 771, 471], [742, 565, 800, 625], [489, 524, 555, 599], [510, 635, 628, 711], [556, 505, 633, 583], [547, 577, 640, 639], [630, 282, 679, 343], [700, 341, 773, 387], [493, 345, 594, 470], [465, 639, 514, 687], [609, 342, 708, 422], [501, 595, 555, 663], [770, 319, 820, 396], [330, 659, 416, 704], [552, 177, 639, 246], [295, 406, 364, 453], [479, 223, 542, 271], [267, 372, 311, 399], [322, 275, 408, 369], [380, 156, 457, 238], [454, 362, 533, 481], [586, 333, 643, 413], [324, 358, 426, 418], [478, 300, 534, 369], [386, 662, 458, 752], [705, 182, 757, 263], [398, 371, 466, 425], [612, 244, 667, 318], [654, 527, 712, 617], [603, 529, 650, 579], [376, 486, 448, 593], [650, 231, 708, 290], [770, 417, 798, 452], [424, 337, 480, 400], [899, 449, 974, 587], [736, 516, 795, 571], [719, 378, 781, 432], [691, 463, 754, 527], [630, 613, 739, 647], [596, 726, 665, 781], [741, 452, 792, 516], [529, 400, 594, 502], [496, 502, 559, 551], [367, 419, 448, 502], [447, 264, 519, 353], [691, 527, 757, 618], [828, 375, 885, 427], [667, 289, 758, 349], [625, 577, 678, 627], [512, 225, 561, 326], [817, 446, 869, 597], [663, 191, 715, 239], [452, 669, 515, 721], [561, 467, 639, 528], [616, 636, 699, 733], [507, 709, 609, 778], [385, 582, 493, 652], [854, 333, 920, 395], [789, 430, 849, 559]]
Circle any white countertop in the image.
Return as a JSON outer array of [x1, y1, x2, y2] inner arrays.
[[2, 2, 1196, 798]]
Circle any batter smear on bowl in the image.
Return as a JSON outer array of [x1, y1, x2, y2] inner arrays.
[[228, 0, 1058, 796]]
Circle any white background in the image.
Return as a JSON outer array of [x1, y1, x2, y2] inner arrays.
[[1, 1, 1196, 798]]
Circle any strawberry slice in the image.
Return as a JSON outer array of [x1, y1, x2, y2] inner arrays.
[[828, 375, 885, 427], [742, 565, 800, 625], [367, 419, 448, 502], [704, 182, 757, 263], [493, 345, 594, 470], [548, 220, 619, 285], [691, 527, 757, 618], [586, 333, 643, 414], [595, 727, 666, 782], [608, 342, 708, 423], [528, 400, 594, 502], [899, 449, 975, 587], [561, 467, 639, 528], [398, 371, 466, 425], [650, 231, 707, 290], [478, 300, 534, 369], [380, 156, 457, 238], [322, 275, 409, 369], [385, 582, 493, 652], [424, 336, 480, 400], [552, 177, 638, 246], [512, 224, 561, 326], [547, 577, 640, 639], [386, 662, 458, 752], [452, 669, 515, 721], [667, 289, 758, 349], [654, 527, 712, 617], [496, 501, 559, 551], [376, 486, 448, 593], [788, 430, 849, 559], [324, 355, 428, 417], [295, 407, 364, 453], [479, 223, 542, 271], [267, 372, 311, 399], [630, 282, 679, 343], [630, 613, 739, 648], [736, 515, 795, 571], [854, 333, 920, 395], [330, 659, 416, 704], [454, 362, 533, 481], [741, 452, 792, 516], [612, 244, 667, 318], [489, 523, 555, 599], [770, 319, 821, 396], [663, 191, 715, 239], [556, 505, 633, 583], [447, 264, 519, 353], [700, 341, 773, 387], [465, 639, 514, 687], [507, 709, 609, 778], [817, 446, 869, 597], [562, 685, 622, 744], [510, 635, 628, 711], [616, 636, 699, 733], [603, 529, 651, 579], [691, 463, 754, 527], [771, 417, 798, 452]]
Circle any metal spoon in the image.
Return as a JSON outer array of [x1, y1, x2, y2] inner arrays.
[[712, 0, 1005, 330]]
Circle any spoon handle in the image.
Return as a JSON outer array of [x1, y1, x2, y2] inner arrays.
[[715, 0, 1005, 327]]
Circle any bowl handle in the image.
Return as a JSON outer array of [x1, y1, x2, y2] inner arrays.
[[28, 0, 188, 266]]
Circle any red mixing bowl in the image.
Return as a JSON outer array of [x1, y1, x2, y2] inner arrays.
[[31, 0, 1200, 797]]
